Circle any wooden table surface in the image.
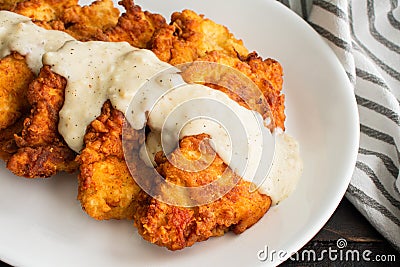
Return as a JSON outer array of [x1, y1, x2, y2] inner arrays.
[[283, 197, 400, 266], [1, 197, 399, 266]]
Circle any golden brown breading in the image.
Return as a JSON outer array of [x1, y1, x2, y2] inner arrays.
[[77, 101, 146, 220], [0, 116, 24, 161], [102, 0, 167, 49], [2, 0, 167, 179], [0, 0, 283, 252], [62, 0, 119, 41], [0, 0, 24, 11], [11, 0, 119, 39], [16, 65, 66, 147], [1, 0, 121, 176], [181, 51, 285, 129], [151, 9, 249, 65], [151, 10, 285, 129], [1, 2, 279, 242], [0, 52, 34, 160], [0, 0, 120, 164], [134, 135, 272, 250], [7, 66, 77, 178], [6, 144, 77, 177], [12, 0, 77, 21], [0, 52, 34, 130]]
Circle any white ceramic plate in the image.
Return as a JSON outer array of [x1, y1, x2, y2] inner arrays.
[[0, 1, 359, 266]]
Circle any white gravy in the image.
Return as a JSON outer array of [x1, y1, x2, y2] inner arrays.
[[0, 11, 73, 74], [43, 40, 172, 152], [0, 11, 302, 204]]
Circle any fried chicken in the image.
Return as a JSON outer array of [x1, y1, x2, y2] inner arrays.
[[0, 0, 285, 251], [180, 52, 285, 129], [134, 135, 272, 250], [12, 0, 119, 39], [0, 0, 24, 10], [77, 101, 145, 220], [151, 9, 249, 65], [61, 0, 120, 41], [0, 116, 24, 161], [102, 0, 167, 49], [78, 5, 278, 248], [0, 0, 121, 168], [0, 52, 34, 130], [11, 0, 77, 21], [151, 9, 285, 128], [6, 66, 77, 177], [76, 4, 282, 224]]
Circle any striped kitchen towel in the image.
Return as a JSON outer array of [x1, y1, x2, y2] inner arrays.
[[279, 0, 400, 250]]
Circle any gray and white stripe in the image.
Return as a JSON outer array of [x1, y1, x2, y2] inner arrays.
[[278, 0, 400, 250]]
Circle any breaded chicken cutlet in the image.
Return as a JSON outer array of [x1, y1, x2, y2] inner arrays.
[[0, 52, 33, 131], [77, 101, 145, 220], [0, 0, 120, 166], [0, 0, 285, 250], [77, 7, 284, 224], [0, 0, 137, 177], [134, 134, 271, 250]]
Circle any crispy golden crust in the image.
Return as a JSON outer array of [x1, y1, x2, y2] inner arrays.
[[6, 145, 77, 177], [0, 0, 25, 11], [0, 116, 24, 161], [77, 101, 145, 220], [0, 0, 159, 177], [10, 0, 119, 39], [1, 0, 167, 177], [102, 0, 167, 49], [0, 1, 279, 250], [0, 52, 34, 130], [62, 0, 119, 41], [151, 9, 249, 65], [12, 0, 77, 21], [0, 0, 120, 162], [151, 10, 285, 129], [134, 135, 271, 250], [1, 0, 284, 170], [7, 66, 77, 177], [16, 65, 66, 146], [181, 51, 285, 129]]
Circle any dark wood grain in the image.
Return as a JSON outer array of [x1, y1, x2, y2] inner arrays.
[[313, 197, 383, 242], [283, 197, 400, 266]]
